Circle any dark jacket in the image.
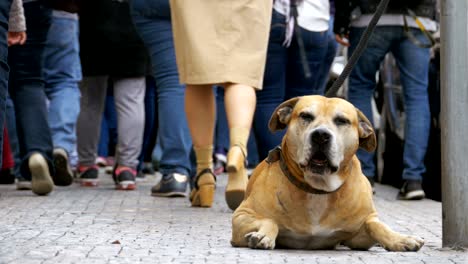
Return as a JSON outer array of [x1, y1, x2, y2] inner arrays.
[[79, 0, 149, 77], [334, 0, 436, 35]]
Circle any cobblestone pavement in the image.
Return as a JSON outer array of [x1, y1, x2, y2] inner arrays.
[[0, 170, 466, 264]]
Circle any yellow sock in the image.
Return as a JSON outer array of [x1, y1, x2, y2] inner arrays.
[[229, 127, 250, 156], [194, 145, 213, 176]]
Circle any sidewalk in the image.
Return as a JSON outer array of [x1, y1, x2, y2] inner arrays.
[[0, 171, 466, 264]]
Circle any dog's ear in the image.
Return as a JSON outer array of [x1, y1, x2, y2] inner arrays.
[[356, 108, 376, 152], [269, 97, 300, 132]]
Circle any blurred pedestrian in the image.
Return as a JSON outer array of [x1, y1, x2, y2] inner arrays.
[[334, 0, 437, 200], [76, 0, 150, 190], [44, 5, 82, 186], [8, 0, 56, 195], [131, 0, 193, 197]]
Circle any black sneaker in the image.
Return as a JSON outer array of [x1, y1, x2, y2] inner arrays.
[[52, 148, 74, 186], [151, 173, 188, 197], [113, 166, 137, 190], [397, 180, 425, 200], [78, 165, 99, 187]]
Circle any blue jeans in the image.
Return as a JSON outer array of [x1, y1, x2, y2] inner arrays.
[[131, 0, 192, 176], [44, 11, 82, 158], [0, 0, 11, 169], [348, 26, 431, 181], [253, 10, 330, 160], [8, 2, 54, 179]]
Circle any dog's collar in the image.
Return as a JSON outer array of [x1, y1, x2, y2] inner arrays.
[[267, 146, 337, 195]]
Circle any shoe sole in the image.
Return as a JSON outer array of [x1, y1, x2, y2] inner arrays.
[[152, 191, 187, 198], [16, 182, 32, 190], [225, 165, 247, 211], [399, 190, 425, 200], [53, 149, 74, 186], [81, 179, 99, 187], [116, 181, 136, 190], [29, 154, 54, 195]]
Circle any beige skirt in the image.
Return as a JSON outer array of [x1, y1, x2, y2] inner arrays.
[[170, 0, 272, 90]]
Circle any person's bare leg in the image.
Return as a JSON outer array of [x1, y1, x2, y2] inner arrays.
[[185, 84, 216, 207], [224, 83, 257, 210]]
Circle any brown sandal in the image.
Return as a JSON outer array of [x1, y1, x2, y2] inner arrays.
[[225, 145, 248, 210], [190, 168, 216, 207]]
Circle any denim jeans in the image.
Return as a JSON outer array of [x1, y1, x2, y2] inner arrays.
[[253, 10, 330, 160], [131, 0, 192, 176], [0, 0, 11, 169], [348, 26, 431, 181], [8, 2, 54, 180], [44, 11, 82, 158]]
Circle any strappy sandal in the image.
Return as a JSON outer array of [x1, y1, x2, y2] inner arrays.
[[190, 168, 216, 207]]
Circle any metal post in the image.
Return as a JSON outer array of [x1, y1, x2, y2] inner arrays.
[[440, 0, 468, 248]]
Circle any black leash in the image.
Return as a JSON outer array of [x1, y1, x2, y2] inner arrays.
[[325, 0, 391, 98]]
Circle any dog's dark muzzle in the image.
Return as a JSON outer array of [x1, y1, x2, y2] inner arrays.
[[306, 129, 337, 174], [310, 128, 331, 146]]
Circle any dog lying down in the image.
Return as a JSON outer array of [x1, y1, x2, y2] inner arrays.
[[231, 95, 424, 251]]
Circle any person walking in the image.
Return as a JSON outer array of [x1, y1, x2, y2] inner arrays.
[[131, 0, 193, 197], [44, 6, 82, 186], [334, 0, 437, 200], [170, 0, 272, 210], [8, 0, 57, 196], [76, 0, 149, 190]]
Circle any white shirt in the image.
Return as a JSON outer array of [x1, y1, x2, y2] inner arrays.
[[274, 0, 330, 32]]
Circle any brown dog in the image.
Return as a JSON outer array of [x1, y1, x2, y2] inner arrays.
[[231, 95, 424, 251]]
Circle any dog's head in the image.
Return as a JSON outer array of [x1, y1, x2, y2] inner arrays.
[[269, 95, 376, 192]]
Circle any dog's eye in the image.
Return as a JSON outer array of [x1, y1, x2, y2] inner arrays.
[[299, 113, 315, 122], [334, 116, 350, 126]]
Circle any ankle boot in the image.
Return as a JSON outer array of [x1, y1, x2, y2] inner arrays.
[[225, 145, 248, 210], [190, 168, 216, 207]]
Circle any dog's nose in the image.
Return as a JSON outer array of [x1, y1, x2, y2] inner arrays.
[[311, 129, 331, 145]]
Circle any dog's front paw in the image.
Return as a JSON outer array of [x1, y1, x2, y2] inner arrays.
[[383, 235, 424, 252], [245, 232, 275, 249]]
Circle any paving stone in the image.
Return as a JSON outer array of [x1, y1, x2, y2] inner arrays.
[[0, 171, 466, 264]]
